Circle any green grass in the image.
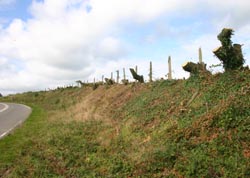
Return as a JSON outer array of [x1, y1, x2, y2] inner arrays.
[[0, 105, 47, 176], [0, 70, 250, 177]]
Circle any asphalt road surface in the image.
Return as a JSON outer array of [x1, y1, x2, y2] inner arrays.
[[0, 103, 31, 139]]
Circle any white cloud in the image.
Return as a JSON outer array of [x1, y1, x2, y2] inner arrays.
[[0, 0, 180, 94], [0, 0, 250, 95], [94, 37, 128, 59], [204, 1, 250, 29]]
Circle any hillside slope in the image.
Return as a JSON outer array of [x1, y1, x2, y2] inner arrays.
[[0, 70, 250, 177]]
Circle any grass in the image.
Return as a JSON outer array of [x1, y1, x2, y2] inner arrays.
[[0, 105, 47, 177], [0, 70, 250, 177]]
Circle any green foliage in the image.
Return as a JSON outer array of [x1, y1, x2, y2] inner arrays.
[[214, 28, 245, 71], [217, 28, 233, 47], [214, 105, 250, 130], [150, 142, 179, 171], [0, 70, 250, 177]]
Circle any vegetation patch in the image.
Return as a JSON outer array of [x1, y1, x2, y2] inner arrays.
[[0, 70, 250, 177]]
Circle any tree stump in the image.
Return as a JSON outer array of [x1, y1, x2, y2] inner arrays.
[[105, 78, 115, 85], [213, 47, 227, 63], [121, 79, 129, 85], [129, 68, 144, 83], [182, 62, 208, 75]]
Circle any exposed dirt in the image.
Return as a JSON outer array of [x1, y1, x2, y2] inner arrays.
[[70, 84, 148, 124]]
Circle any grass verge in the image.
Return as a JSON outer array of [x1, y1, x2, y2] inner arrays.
[[0, 70, 249, 177], [0, 105, 46, 177]]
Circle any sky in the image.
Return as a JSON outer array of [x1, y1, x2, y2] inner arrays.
[[0, 0, 250, 95]]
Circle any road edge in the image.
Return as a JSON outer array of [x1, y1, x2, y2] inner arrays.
[[0, 103, 32, 139]]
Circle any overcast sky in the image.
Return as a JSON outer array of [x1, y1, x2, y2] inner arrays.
[[0, 0, 250, 95]]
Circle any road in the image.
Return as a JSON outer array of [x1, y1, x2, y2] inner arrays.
[[0, 103, 31, 139]]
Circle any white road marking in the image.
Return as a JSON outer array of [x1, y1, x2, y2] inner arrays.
[[0, 120, 23, 139], [18, 104, 31, 110], [0, 132, 8, 139], [0, 103, 9, 112]]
